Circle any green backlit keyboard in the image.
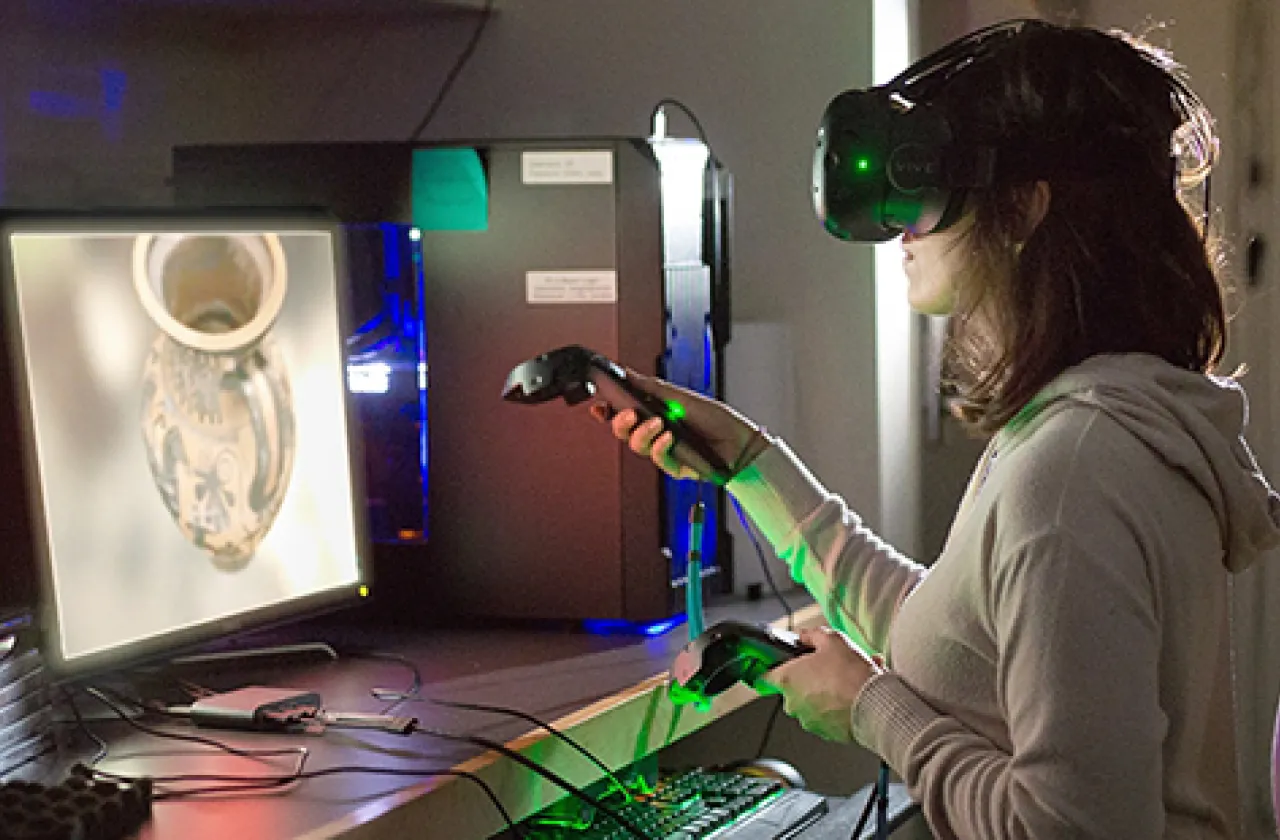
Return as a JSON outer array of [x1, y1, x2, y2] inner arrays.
[[526, 767, 828, 840]]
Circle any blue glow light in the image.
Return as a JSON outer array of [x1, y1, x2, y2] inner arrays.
[[27, 66, 127, 143], [343, 223, 429, 543], [582, 615, 687, 638]]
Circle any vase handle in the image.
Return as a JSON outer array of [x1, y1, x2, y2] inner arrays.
[[231, 348, 295, 515]]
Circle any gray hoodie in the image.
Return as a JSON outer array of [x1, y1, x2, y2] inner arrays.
[[1039, 354, 1280, 573], [729, 352, 1280, 840]]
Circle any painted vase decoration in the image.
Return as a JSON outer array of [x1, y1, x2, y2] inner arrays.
[[136, 233, 295, 571]]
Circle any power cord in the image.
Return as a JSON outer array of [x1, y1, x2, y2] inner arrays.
[[407, 0, 497, 140]]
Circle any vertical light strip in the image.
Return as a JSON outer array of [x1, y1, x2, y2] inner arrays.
[[873, 0, 921, 556], [651, 137, 710, 264]]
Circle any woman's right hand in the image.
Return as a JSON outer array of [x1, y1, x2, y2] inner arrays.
[[587, 370, 771, 483]]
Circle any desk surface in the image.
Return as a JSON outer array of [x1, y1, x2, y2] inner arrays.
[[24, 597, 820, 840]]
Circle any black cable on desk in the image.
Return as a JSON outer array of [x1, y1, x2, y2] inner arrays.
[[89, 681, 201, 719], [58, 685, 109, 765], [83, 686, 311, 777], [413, 725, 647, 840], [80, 685, 525, 836], [358, 650, 634, 802], [96, 654, 632, 835], [88, 763, 521, 832]]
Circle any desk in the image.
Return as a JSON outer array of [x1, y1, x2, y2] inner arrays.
[[27, 599, 823, 839]]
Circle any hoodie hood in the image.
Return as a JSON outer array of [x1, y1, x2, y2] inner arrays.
[[1008, 353, 1280, 573]]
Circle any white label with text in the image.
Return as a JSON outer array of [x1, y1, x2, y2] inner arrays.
[[521, 151, 614, 184], [526, 271, 617, 304]]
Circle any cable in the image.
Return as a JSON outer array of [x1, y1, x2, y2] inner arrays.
[[87, 682, 207, 719], [755, 695, 784, 760], [731, 496, 794, 629], [412, 725, 647, 840], [847, 761, 892, 840], [686, 497, 708, 639], [82, 687, 311, 777], [360, 650, 424, 715], [174, 677, 216, 700], [730, 495, 794, 770], [87, 764, 522, 836], [875, 761, 890, 840], [58, 686, 109, 765], [357, 650, 633, 802], [80, 686, 525, 835], [649, 98, 721, 166], [407, 0, 497, 141], [849, 780, 877, 840]]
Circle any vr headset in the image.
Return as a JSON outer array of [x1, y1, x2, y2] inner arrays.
[[812, 20, 1031, 243], [814, 19, 1207, 244]]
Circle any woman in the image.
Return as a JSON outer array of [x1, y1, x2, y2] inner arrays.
[[592, 19, 1280, 840]]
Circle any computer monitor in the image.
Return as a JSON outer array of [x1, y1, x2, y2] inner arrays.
[[0, 209, 370, 675]]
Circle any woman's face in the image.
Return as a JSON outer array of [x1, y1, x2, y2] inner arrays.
[[900, 215, 976, 316]]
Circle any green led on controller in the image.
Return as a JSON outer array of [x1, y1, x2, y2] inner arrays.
[[665, 399, 686, 421], [668, 680, 711, 712]]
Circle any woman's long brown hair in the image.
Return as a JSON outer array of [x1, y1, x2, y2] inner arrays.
[[931, 23, 1226, 435]]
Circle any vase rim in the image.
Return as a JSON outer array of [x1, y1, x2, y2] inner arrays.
[[133, 232, 288, 353]]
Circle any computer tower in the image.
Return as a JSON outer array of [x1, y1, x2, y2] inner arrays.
[[171, 139, 731, 623]]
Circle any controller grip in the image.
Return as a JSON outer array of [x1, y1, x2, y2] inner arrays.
[[587, 368, 734, 484]]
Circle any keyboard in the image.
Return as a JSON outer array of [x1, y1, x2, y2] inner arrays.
[[525, 767, 827, 839]]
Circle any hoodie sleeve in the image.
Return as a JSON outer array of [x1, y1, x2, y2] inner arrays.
[[851, 528, 1166, 840], [726, 439, 926, 654]]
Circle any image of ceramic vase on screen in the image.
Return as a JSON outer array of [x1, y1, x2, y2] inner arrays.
[[135, 233, 296, 571]]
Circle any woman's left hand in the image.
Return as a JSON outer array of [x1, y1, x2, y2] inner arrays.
[[757, 626, 884, 743]]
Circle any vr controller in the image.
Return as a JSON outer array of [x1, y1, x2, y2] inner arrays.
[[669, 620, 814, 708], [502, 345, 735, 485]]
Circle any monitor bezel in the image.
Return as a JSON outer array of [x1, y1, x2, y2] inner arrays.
[[0, 207, 373, 678]]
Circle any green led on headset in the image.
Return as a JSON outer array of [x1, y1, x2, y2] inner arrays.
[[813, 19, 1031, 242]]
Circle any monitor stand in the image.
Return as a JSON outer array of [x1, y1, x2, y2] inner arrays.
[[167, 641, 339, 670]]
